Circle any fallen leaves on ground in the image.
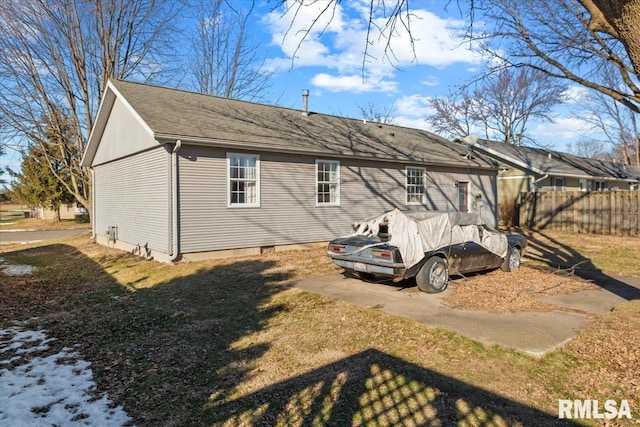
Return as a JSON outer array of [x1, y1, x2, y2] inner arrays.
[[443, 266, 598, 313]]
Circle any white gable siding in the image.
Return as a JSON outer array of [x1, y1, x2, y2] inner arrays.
[[92, 97, 157, 166]]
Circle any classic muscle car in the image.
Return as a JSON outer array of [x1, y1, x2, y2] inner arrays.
[[327, 210, 527, 293]]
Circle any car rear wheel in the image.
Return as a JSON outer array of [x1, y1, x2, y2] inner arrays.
[[416, 257, 448, 293], [501, 247, 521, 272]]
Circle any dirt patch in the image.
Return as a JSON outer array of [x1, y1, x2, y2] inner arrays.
[[443, 266, 598, 313]]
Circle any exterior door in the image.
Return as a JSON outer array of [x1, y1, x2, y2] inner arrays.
[[458, 182, 469, 212]]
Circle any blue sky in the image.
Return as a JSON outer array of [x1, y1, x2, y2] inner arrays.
[[254, 0, 592, 149], [2, 0, 594, 180]]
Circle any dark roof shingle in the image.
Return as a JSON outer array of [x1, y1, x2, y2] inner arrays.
[[101, 79, 497, 169], [473, 139, 640, 181]]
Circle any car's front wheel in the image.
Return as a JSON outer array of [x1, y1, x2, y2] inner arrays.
[[501, 247, 521, 272], [416, 256, 448, 293]]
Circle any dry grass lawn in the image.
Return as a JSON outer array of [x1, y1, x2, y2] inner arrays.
[[1, 229, 638, 426], [1, 203, 89, 230]]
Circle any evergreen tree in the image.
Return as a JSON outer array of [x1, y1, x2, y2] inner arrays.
[[8, 144, 75, 222]]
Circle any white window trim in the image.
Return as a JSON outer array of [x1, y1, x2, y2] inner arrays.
[[227, 152, 260, 208], [315, 159, 340, 206], [551, 177, 565, 191], [593, 180, 607, 191], [405, 166, 426, 205], [458, 181, 469, 213]]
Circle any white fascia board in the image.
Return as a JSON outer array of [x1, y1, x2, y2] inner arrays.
[[81, 86, 115, 167], [106, 80, 155, 138], [469, 142, 546, 175]]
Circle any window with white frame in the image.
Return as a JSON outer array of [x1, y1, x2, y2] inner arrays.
[[227, 153, 259, 207], [551, 177, 565, 191], [316, 160, 340, 205], [406, 167, 426, 204], [593, 180, 607, 191]]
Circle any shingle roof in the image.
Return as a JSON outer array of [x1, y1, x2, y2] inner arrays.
[[471, 139, 640, 182], [83, 79, 497, 170]]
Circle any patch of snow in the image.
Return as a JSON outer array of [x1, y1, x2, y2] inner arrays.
[[0, 325, 133, 426], [0, 257, 37, 276], [1, 264, 37, 276]]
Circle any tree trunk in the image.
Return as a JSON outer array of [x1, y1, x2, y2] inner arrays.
[[581, 0, 640, 78]]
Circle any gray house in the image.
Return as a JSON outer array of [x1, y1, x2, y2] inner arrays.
[[81, 79, 499, 262]]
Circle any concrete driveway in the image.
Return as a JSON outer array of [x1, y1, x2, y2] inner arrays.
[[290, 273, 639, 357]]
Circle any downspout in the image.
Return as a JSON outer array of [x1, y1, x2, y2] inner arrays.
[[91, 168, 96, 238], [169, 139, 182, 261], [531, 174, 548, 192]]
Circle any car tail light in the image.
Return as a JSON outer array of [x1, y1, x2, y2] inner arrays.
[[330, 245, 346, 253], [371, 249, 392, 259]]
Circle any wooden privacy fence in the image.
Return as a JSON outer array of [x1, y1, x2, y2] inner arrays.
[[518, 190, 640, 236]]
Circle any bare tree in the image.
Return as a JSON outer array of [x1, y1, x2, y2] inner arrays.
[[191, 0, 273, 100], [281, 1, 640, 113], [577, 67, 640, 165], [566, 139, 613, 161], [470, 0, 640, 114], [358, 102, 397, 124], [578, 0, 640, 79], [427, 68, 566, 144], [0, 0, 179, 222], [427, 92, 477, 138]]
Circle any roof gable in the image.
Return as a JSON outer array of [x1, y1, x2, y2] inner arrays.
[[81, 80, 155, 167], [91, 96, 158, 166]]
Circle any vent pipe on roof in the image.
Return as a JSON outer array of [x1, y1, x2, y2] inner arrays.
[[302, 89, 309, 116]]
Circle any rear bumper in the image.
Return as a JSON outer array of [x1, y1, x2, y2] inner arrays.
[[330, 257, 406, 278]]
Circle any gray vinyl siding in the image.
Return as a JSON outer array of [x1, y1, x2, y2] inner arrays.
[[92, 97, 157, 166], [94, 147, 169, 253], [178, 146, 497, 253]]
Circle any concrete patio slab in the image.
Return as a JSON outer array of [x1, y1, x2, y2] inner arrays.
[[289, 272, 638, 357]]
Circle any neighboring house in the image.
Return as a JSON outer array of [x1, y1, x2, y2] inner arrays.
[[32, 205, 84, 220], [81, 79, 499, 262], [460, 138, 640, 202]]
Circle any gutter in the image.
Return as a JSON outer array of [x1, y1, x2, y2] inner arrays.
[[154, 133, 498, 172], [462, 140, 546, 175], [168, 139, 182, 261], [531, 174, 548, 191]]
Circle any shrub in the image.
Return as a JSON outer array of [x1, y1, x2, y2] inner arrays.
[[499, 198, 518, 227]]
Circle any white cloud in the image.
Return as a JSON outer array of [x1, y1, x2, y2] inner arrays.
[[263, 1, 487, 94], [394, 116, 430, 130], [561, 86, 591, 104], [395, 94, 434, 117], [311, 72, 398, 92], [532, 117, 592, 140], [372, 10, 485, 68], [392, 94, 436, 130], [421, 76, 439, 86], [264, 0, 357, 69]]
